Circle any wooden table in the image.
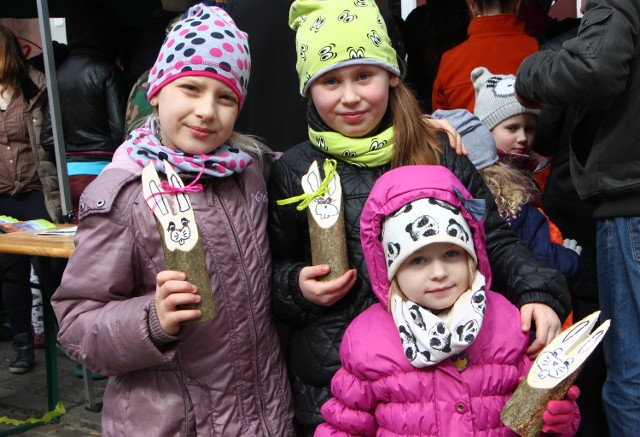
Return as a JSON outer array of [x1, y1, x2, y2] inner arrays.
[[0, 226, 75, 258], [0, 225, 75, 434]]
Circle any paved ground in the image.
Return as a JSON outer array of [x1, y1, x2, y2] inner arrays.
[[0, 338, 104, 436]]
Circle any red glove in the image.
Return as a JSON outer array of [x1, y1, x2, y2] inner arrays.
[[542, 385, 580, 435]]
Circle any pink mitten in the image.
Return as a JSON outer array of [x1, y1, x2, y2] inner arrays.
[[542, 385, 580, 435]]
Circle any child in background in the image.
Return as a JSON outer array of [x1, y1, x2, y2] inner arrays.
[[52, 4, 294, 435], [472, 66, 551, 190], [269, 1, 570, 434], [316, 165, 580, 436], [432, 108, 582, 289]]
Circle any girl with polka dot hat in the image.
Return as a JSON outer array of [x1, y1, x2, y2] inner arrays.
[[51, 4, 295, 435]]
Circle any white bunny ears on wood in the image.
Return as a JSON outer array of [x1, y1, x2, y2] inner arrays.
[[501, 311, 610, 436], [302, 160, 349, 281], [277, 159, 349, 281], [142, 161, 217, 322]]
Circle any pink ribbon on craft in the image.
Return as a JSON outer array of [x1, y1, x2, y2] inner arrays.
[[144, 160, 205, 213]]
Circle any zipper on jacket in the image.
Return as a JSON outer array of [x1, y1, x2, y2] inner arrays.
[[213, 187, 274, 437]]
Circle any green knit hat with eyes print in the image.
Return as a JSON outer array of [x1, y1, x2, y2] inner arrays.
[[289, 0, 400, 96]]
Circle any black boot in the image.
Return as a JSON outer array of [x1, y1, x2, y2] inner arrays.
[[9, 332, 34, 374]]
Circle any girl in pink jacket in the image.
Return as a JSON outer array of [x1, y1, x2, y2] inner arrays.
[[316, 165, 579, 436]]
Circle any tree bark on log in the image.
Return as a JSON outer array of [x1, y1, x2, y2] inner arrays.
[[156, 218, 216, 323], [501, 364, 583, 437], [307, 205, 349, 281]]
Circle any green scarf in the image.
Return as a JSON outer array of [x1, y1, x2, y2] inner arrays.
[[308, 125, 395, 168]]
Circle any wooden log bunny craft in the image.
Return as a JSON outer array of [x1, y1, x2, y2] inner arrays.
[[278, 159, 349, 281], [501, 311, 610, 436], [142, 160, 216, 323]]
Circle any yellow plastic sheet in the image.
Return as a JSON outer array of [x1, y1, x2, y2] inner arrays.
[[0, 401, 65, 426]]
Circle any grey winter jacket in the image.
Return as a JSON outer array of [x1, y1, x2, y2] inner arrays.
[[52, 145, 294, 436], [515, 0, 640, 218]]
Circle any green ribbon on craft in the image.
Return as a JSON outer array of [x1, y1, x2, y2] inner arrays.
[[308, 125, 395, 167], [277, 159, 338, 211], [0, 401, 66, 426]]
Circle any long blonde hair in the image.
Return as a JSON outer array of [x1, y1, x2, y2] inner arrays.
[[390, 81, 443, 168], [480, 162, 535, 219]]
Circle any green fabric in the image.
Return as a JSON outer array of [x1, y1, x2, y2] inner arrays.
[[308, 124, 394, 167], [289, 0, 399, 96], [125, 71, 153, 136], [277, 159, 338, 210]]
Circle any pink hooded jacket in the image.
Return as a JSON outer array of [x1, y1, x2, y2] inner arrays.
[[317, 166, 534, 436]]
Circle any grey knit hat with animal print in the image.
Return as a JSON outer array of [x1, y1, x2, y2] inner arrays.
[[382, 198, 477, 281], [471, 66, 540, 130]]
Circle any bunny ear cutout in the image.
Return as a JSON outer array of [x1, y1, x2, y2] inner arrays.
[[529, 311, 610, 389], [142, 161, 198, 252], [502, 311, 610, 436], [301, 160, 343, 229]]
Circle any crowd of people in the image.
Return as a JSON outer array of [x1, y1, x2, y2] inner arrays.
[[0, 0, 637, 435]]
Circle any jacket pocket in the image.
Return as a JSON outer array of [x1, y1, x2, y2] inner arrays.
[[569, 7, 614, 58]]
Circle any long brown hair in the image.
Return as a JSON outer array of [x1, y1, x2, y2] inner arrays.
[[391, 81, 443, 168], [0, 25, 36, 100]]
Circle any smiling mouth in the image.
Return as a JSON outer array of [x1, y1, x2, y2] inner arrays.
[[427, 285, 452, 294], [340, 111, 365, 119], [188, 125, 214, 134]]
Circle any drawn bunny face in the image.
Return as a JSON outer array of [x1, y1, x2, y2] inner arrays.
[[168, 217, 192, 246], [142, 161, 198, 252], [537, 348, 575, 379], [305, 165, 340, 220]]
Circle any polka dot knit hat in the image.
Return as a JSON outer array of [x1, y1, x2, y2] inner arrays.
[[289, 0, 400, 96], [147, 3, 251, 108]]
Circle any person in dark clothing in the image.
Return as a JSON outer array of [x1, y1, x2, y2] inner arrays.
[[528, 16, 608, 437], [515, 0, 640, 434], [226, 0, 308, 152], [404, 0, 471, 112], [0, 25, 61, 374], [41, 0, 129, 223]]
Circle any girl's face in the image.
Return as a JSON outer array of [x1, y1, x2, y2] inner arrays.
[[308, 64, 400, 138], [151, 76, 239, 155], [395, 243, 470, 314], [491, 113, 538, 156]]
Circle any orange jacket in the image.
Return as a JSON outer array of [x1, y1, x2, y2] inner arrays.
[[432, 14, 538, 112]]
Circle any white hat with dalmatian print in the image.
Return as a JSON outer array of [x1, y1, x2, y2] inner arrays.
[[382, 197, 477, 281], [471, 66, 540, 130]]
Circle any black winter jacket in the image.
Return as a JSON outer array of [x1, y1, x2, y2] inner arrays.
[[267, 136, 570, 429], [515, 0, 640, 219], [41, 55, 128, 162], [41, 1, 128, 162]]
